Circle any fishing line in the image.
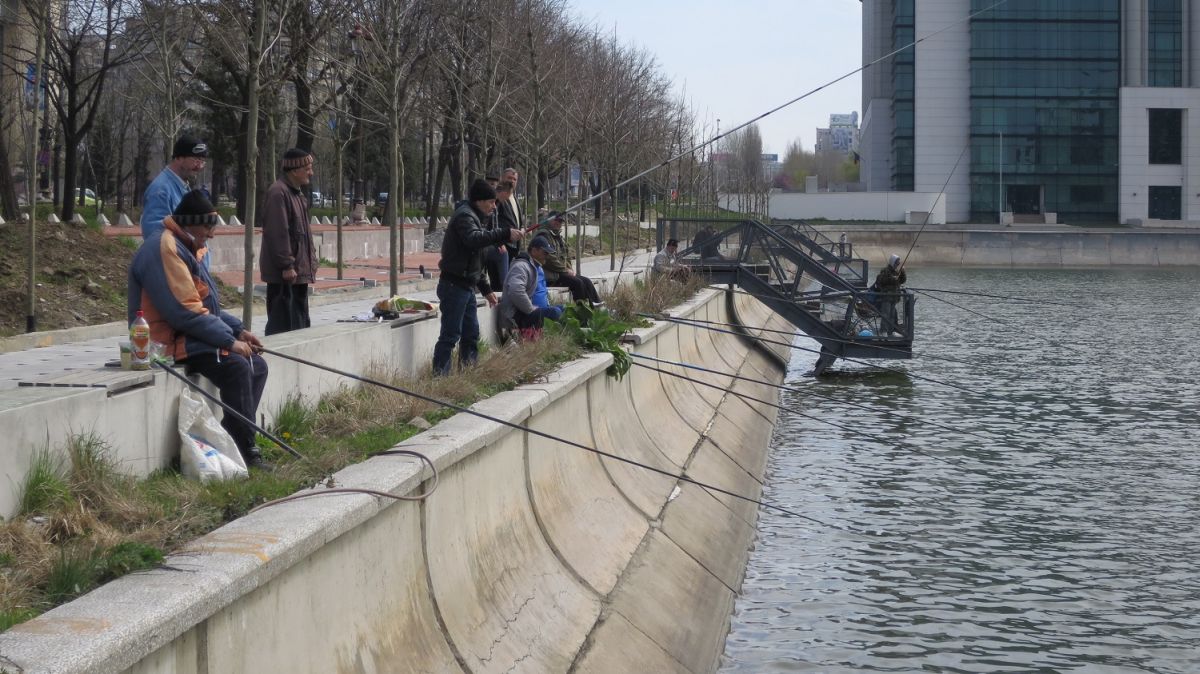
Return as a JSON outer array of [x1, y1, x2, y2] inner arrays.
[[901, 143, 970, 270], [552, 0, 1011, 220], [635, 361, 972, 471], [258, 347, 829, 526], [248, 450, 439, 514], [637, 361, 904, 446], [907, 287, 1074, 306], [629, 353, 991, 442], [659, 311, 975, 366], [154, 360, 305, 460], [639, 313, 985, 395], [908, 289, 1091, 358]]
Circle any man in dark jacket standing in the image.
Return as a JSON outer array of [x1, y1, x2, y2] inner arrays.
[[433, 178, 525, 375], [872, 253, 908, 336], [259, 148, 318, 336]]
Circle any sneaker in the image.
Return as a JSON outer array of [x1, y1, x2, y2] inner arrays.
[[592, 301, 606, 309], [244, 451, 275, 472]]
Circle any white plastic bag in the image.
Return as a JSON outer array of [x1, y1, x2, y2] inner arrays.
[[177, 388, 249, 482]]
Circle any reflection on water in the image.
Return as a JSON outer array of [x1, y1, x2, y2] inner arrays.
[[721, 268, 1200, 673]]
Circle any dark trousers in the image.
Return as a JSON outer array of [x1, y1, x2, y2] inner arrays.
[[265, 283, 310, 336], [549, 273, 600, 304], [483, 246, 509, 294], [184, 352, 269, 456], [432, 281, 480, 375]]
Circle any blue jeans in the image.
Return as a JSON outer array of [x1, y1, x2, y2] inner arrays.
[[432, 281, 480, 375]]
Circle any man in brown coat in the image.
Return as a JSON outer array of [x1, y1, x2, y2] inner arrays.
[[259, 148, 318, 335]]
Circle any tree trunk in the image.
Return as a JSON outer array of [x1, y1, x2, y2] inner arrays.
[[0, 124, 19, 220], [242, 0, 267, 327], [387, 102, 401, 296], [335, 139, 343, 280], [294, 75, 315, 152], [60, 129, 79, 222], [26, 14, 46, 333]]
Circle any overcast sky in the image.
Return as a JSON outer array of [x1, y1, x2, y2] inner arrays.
[[565, 0, 863, 157]]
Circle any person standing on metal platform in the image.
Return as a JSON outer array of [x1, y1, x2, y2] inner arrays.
[[872, 253, 907, 336]]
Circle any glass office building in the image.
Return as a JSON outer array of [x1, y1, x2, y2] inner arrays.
[[860, 0, 1200, 225]]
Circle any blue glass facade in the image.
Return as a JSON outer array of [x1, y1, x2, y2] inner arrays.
[[891, 0, 914, 192], [1147, 0, 1183, 87], [967, 0, 1121, 223]]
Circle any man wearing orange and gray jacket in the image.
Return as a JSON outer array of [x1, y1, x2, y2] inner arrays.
[[128, 190, 271, 469], [259, 148, 318, 336]]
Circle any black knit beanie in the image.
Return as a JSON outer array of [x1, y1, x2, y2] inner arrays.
[[282, 148, 313, 170], [173, 190, 218, 227], [468, 178, 497, 202]]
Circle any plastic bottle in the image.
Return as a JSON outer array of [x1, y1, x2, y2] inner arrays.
[[130, 310, 151, 370]]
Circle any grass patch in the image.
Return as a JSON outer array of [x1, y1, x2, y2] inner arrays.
[[0, 333, 580, 630], [19, 450, 70, 515], [602, 273, 708, 325]]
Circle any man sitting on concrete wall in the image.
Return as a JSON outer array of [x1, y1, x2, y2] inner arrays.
[[128, 190, 271, 470], [540, 212, 602, 306], [499, 235, 563, 342]]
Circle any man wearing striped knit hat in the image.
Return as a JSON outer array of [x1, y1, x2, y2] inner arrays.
[[260, 148, 318, 335]]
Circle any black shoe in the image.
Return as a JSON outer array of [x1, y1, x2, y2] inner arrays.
[[244, 451, 275, 472]]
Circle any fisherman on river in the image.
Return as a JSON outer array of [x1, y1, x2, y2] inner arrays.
[[872, 253, 907, 336]]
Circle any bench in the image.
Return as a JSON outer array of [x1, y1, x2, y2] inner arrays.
[[17, 367, 155, 396]]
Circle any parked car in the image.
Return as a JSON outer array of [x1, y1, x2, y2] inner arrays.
[[75, 188, 97, 206]]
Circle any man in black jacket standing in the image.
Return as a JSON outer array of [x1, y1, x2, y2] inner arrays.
[[433, 179, 525, 375]]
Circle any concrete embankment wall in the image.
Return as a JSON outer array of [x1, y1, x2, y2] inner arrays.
[[0, 289, 792, 674], [0, 307, 495, 518], [810, 225, 1200, 267]]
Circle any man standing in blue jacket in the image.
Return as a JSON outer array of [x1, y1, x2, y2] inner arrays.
[[433, 179, 524, 375], [128, 190, 271, 469], [141, 134, 208, 238]]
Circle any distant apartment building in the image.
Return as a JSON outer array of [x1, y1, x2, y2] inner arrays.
[[0, 0, 37, 200], [815, 112, 861, 155], [861, 0, 1200, 224]]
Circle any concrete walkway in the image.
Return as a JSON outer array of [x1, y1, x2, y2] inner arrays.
[[0, 252, 654, 391]]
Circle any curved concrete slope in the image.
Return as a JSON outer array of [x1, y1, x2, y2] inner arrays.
[[0, 289, 796, 674]]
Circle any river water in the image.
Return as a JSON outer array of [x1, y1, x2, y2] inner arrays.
[[721, 268, 1200, 673]]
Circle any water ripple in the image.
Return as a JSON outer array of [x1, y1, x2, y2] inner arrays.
[[721, 268, 1200, 673]]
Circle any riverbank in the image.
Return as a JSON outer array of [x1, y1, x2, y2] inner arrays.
[[0, 287, 792, 673], [805, 223, 1200, 267]]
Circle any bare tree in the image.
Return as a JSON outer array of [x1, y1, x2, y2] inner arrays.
[[27, 0, 145, 222]]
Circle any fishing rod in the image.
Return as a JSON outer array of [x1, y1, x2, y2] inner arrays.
[[907, 287, 1074, 306], [635, 361, 971, 471], [157, 360, 444, 515], [258, 346, 827, 526], [900, 144, 969, 271], [660, 310, 976, 366], [154, 360, 305, 460], [639, 313, 986, 396], [628, 352, 992, 443], [552, 0, 1011, 221]]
